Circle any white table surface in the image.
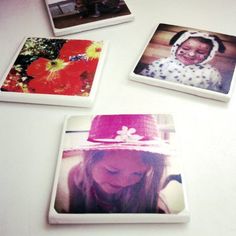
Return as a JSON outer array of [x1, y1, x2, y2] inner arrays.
[[1, 0, 236, 235]]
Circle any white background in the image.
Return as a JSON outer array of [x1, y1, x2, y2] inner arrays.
[[0, 0, 236, 235]]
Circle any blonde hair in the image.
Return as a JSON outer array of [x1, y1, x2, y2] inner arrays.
[[68, 149, 167, 213]]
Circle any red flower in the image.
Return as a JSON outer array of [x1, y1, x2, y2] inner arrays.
[[25, 39, 102, 96], [27, 57, 87, 95], [59, 40, 92, 62]]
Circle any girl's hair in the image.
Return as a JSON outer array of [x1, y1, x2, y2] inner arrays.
[[68, 149, 167, 213]]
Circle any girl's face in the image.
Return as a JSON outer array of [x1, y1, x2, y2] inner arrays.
[[176, 38, 212, 65], [91, 150, 150, 194]]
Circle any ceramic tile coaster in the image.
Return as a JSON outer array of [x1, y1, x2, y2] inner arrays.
[[45, 0, 134, 36], [0, 37, 108, 107], [49, 114, 189, 224], [130, 23, 236, 102]]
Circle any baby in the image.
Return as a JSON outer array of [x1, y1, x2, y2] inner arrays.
[[140, 31, 226, 92]]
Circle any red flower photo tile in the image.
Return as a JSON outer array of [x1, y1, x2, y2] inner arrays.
[[0, 37, 107, 107]]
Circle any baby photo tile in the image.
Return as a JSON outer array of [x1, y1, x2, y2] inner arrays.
[[0, 37, 108, 107], [49, 114, 189, 224], [130, 23, 236, 102], [45, 0, 134, 36]]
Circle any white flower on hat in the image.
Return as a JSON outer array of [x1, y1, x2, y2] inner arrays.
[[115, 126, 143, 142]]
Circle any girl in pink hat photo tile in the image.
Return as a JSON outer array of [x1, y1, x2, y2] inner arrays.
[[52, 114, 186, 217]]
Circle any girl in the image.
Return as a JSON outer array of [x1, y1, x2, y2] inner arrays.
[[140, 31, 226, 92], [68, 149, 167, 213]]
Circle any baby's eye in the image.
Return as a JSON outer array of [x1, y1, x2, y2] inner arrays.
[[181, 47, 190, 50], [197, 51, 206, 55], [133, 172, 144, 177], [105, 167, 119, 175]]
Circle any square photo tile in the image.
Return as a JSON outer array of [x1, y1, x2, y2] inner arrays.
[[49, 114, 189, 224], [130, 23, 236, 102], [0, 37, 108, 107], [45, 0, 134, 36]]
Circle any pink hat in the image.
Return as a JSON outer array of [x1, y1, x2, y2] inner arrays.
[[88, 114, 159, 142], [64, 114, 172, 156]]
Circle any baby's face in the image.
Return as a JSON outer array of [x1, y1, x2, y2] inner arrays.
[[91, 150, 150, 194], [176, 38, 212, 65]]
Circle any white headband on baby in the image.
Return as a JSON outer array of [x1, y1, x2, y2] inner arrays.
[[171, 31, 219, 65]]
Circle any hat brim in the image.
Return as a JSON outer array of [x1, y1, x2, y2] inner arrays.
[[63, 140, 173, 158]]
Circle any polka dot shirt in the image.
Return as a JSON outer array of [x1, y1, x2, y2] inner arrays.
[[140, 57, 222, 92]]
